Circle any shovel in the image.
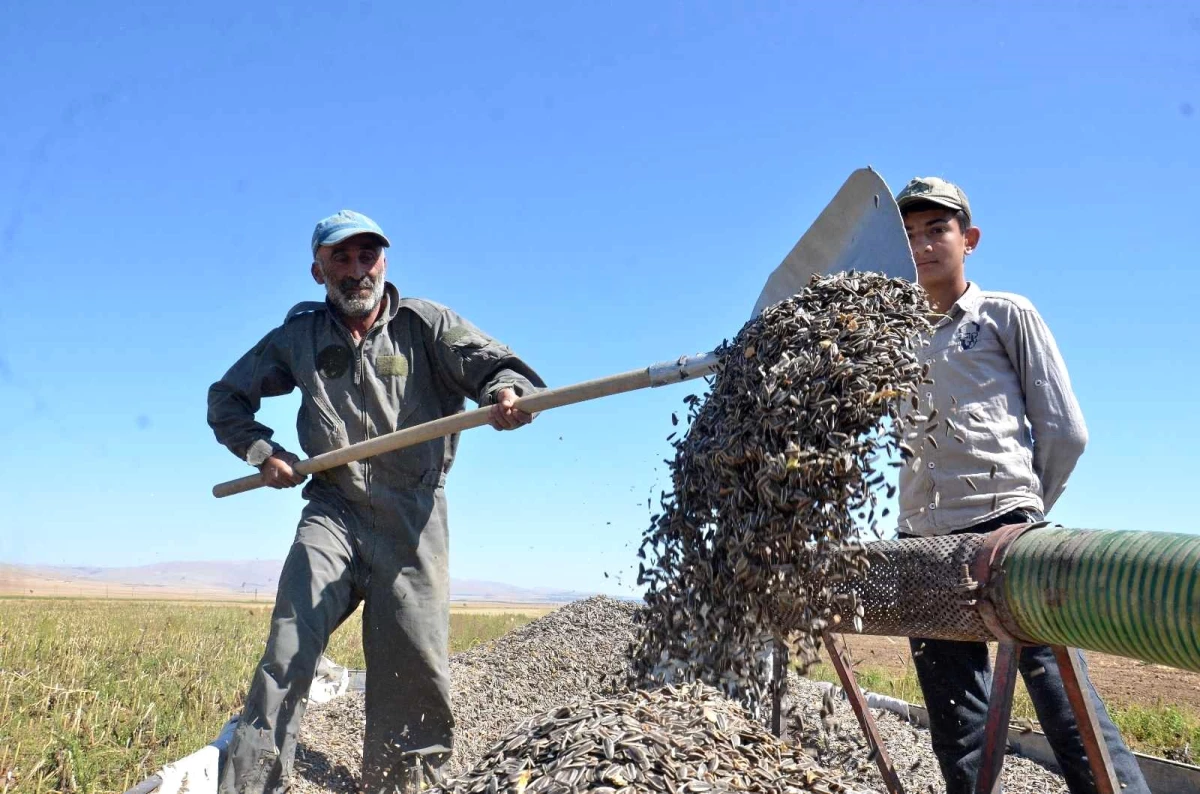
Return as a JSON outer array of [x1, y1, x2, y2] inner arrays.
[[212, 167, 916, 498]]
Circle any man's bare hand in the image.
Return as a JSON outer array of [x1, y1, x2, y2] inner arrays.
[[488, 387, 534, 431], [260, 451, 307, 489]]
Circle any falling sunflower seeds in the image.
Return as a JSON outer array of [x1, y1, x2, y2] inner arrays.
[[630, 272, 934, 714]]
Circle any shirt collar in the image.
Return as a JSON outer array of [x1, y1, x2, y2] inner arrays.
[[933, 282, 981, 327], [378, 282, 401, 324]]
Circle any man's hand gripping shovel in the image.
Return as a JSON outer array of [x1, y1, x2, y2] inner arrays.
[[212, 167, 916, 499]]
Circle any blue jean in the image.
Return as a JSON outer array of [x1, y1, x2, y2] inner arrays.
[[905, 512, 1150, 794]]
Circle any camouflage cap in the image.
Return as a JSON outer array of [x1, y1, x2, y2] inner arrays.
[[896, 176, 972, 224]]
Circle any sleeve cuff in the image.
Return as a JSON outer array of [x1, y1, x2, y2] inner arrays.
[[483, 376, 537, 405], [245, 439, 283, 467]]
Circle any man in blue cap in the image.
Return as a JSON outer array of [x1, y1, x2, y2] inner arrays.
[[209, 210, 545, 794]]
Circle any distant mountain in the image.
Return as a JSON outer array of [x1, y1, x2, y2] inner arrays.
[[1, 560, 595, 603]]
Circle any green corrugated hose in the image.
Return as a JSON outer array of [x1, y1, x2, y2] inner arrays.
[[1003, 527, 1200, 672]]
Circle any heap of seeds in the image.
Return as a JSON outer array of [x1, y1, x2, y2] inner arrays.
[[630, 273, 933, 713], [437, 682, 866, 794], [294, 597, 1072, 794], [292, 598, 641, 793]]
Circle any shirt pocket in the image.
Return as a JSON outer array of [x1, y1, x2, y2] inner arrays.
[[297, 397, 347, 456], [370, 339, 418, 434]]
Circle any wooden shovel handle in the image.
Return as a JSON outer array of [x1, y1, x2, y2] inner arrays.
[[212, 366, 654, 498]]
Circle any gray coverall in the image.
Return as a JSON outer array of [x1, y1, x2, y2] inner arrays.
[[207, 282, 544, 794]]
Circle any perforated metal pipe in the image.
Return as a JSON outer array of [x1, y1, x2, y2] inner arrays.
[[847, 525, 1200, 674], [849, 533, 993, 641]]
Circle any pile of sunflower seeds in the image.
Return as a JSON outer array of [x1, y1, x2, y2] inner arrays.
[[631, 273, 934, 714], [292, 597, 641, 793], [439, 682, 867, 794], [780, 672, 1069, 794], [445, 598, 641, 779]]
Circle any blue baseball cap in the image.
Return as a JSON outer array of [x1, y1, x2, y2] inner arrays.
[[310, 210, 392, 256]]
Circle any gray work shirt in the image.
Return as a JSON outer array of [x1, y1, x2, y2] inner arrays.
[[207, 282, 545, 506], [897, 282, 1088, 536]]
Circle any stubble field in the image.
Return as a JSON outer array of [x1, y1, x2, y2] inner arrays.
[[0, 598, 546, 794]]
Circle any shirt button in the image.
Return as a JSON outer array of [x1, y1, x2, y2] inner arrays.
[[929, 503, 937, 510], [1035, 379, 1044, 386], [926, 392, 933, 400], [928, 462, 935, 469], [925, 359, 933, 365]]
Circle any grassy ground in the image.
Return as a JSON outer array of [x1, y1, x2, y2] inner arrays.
[[0, 599, 539, 794], [801, 659, 1200, 759]]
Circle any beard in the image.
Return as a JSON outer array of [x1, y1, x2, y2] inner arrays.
[[325, 273, 385, 318]]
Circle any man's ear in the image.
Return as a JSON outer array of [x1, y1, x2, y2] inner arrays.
[[964, 226, 982, 255], [311, 260, 325, 285]]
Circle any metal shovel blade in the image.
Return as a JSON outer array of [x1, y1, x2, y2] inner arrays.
[[750, 167, 916, 318]]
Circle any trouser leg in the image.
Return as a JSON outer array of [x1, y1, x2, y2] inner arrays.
[[359, 489, 454, 794], [1020, 645, 1150, 794], [909, 637, 993, 794], [219, 505, 360, 794]]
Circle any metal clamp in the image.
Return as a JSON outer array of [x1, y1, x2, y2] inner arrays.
[[647, 351, 721, 387], [970, 521, 1049, 643]]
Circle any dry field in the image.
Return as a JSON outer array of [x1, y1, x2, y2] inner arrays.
[[0, 569, 560, 612], [0, 597, 545, 794], [0, 570, 261, 604]]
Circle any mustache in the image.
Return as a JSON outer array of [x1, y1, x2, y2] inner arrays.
[[337, 275, 377, 293]]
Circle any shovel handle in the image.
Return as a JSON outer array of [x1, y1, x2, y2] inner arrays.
[[211, 352, 719, 499]]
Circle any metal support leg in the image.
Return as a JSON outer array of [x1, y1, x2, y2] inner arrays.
[[822, 633, 905, 794], [976, 642, 1021, 794], [771, 637, 788, 738], [1052, 646, 1120, 794]]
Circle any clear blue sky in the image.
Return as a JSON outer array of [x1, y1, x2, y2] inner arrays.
[[1, 2, 1196, 597]]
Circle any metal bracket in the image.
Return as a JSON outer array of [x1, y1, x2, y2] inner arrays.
[[976, 642, 1022, 794], [771, 638, 788, 738], [822, 633, 906, 794], [956, 563, 981, 606], [976, 643, 1122, 794]]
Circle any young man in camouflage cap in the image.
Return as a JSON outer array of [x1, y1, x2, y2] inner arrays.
[[208, 210, 545, 794], [895, 177, 1149, 793]]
